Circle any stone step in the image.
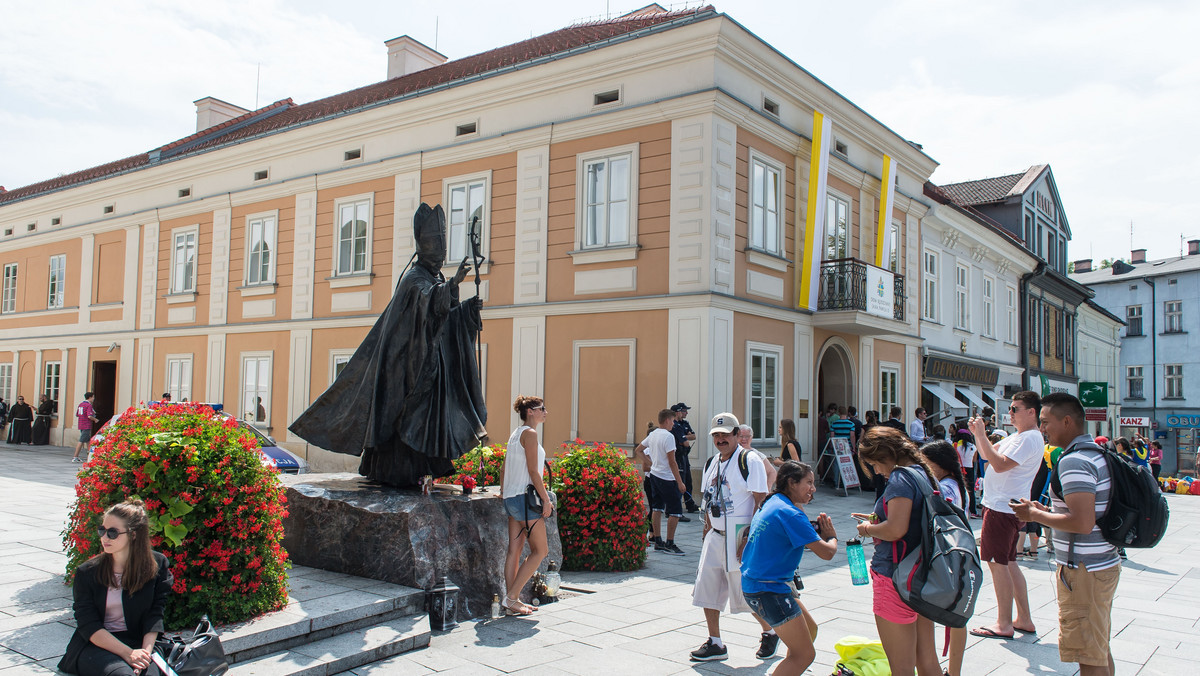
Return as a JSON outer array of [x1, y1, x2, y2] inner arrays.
[[220, 579, 426, 664], [226, 613, 430, 676]]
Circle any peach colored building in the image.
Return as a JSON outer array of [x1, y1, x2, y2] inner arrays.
[[0, 7, 937, 471]]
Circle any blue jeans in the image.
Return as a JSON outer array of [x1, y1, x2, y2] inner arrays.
[[743, 590, 804, 628]]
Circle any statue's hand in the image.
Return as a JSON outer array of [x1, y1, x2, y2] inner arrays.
[[468, 295, 484, 329], [452, 257, 471, 285]]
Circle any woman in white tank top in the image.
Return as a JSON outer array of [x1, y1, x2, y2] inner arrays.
[[500, 395, 551, 615]]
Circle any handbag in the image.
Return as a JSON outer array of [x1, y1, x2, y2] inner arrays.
[[153, 616, 229, 676], [523, 465, 556, 516]]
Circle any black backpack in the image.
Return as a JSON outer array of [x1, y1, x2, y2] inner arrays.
[[704, 448, 755, 481], [890, 466, 982, 628], [1050, 440, 1168, 550]]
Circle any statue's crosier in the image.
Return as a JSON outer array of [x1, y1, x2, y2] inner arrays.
[[290, 203, 487, 487]]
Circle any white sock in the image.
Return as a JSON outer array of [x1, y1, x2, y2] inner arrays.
[[765, 629, 777, 636], [709, 636, 724, 648]]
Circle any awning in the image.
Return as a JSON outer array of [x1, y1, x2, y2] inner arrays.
[[983, 388, 1005, 404], [955, 387, 990, 410], [922, 383, 968, 411]]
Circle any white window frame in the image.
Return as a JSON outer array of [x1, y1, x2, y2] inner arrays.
[[954, 263, 970, 330], [165, 355, 193, 403], [244, 211, 278, 286], [887, 221, 900, 273], [442, 171, 491, 267], [880, 363, 901, 416], [824, 191, 852, 261], [1006, 285, 1018, 343], [240, 353, 273, 428], [982, 274, 995, 338], [1127, 366, 1144, 399], [2, 263, 17, 314], [576, 143, 639, 252], [329, 350, 355, 384], [1166, 364, 1183, 399], [43, 361, 62, 402], [1126, 305, 1143, 336], [333, 194, 373, 277], [170, 226, 199, 294], [746, 342, 783, 444], [748, 149, 785, 255], [47, 254, 66, 309], [0, 363, 12, 402], [1165, 300, 1183, 333], [922, 250, 939, 321]]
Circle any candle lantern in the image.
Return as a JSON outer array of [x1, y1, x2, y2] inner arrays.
[[427, 576, 460, 631]]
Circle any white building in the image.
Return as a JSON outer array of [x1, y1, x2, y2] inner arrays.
[[1076, 298, 1124, 438]]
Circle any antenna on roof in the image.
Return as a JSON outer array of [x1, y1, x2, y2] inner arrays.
[[255, 63, 261, 110], [435, 16, 439, 52]]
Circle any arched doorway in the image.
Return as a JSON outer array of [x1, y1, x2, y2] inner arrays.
[[814, 338, 855, 462]]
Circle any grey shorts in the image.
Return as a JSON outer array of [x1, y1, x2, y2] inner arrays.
[[79, 429, 94, 443]]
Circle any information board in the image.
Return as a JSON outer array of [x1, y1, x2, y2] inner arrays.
[[831, 437, 860, 489]]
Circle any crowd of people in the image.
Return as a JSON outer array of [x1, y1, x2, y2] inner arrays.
[[1, 393, 59, 445]]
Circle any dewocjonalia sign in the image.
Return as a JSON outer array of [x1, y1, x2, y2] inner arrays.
[[865, 265, 894, 319]]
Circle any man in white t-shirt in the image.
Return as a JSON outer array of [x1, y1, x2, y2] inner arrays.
[[689, 413, 773, 663], [968, 390, 1044, 639], [634, 408, 687, 556]]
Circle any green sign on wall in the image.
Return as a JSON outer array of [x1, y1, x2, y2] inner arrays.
[[1078, 381, 1108, 408]]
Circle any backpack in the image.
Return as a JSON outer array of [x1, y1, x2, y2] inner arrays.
[[1050, 440, 1168, 550], [704, 448, 755, 481], [890, 466, 983, 628]]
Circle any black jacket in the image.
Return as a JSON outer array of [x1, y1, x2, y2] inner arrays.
[[881, 419, 908, 436], [58, 551, 173, 674]]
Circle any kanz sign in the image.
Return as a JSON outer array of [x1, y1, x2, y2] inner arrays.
[[1120, 416, 1150, 427]]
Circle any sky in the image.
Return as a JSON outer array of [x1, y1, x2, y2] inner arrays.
[[2, 0, 1197, 263]]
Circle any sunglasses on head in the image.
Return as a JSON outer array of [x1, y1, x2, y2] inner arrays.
[[97, 526, 130, 540]]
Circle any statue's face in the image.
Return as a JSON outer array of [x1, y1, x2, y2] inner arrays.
[[418, 246, 445, 270]]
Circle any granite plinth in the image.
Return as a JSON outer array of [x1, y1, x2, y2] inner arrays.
[[280, 473, 561, 619]]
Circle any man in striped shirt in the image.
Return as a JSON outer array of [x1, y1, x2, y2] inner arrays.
[[1015, 393, 1119, 676], [829, 406, 856, 447]]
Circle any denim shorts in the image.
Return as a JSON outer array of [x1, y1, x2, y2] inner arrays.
[[504, 495, 544, 522], [742, 590, 804, 628]]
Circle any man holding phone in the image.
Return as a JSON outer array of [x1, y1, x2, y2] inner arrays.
[[968, 390, 1045, 640]]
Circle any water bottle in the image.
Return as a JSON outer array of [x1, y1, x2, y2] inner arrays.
[[846, 538, 869, 586]]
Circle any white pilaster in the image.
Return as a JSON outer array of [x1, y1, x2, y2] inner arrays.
[[206, 334, 226, 405], [794, 323, 814, 460], [209, 208, 231, 325], [392, 172, 421, 289], [512, 146, 549, 304], [117, 339, 135, 411], [509, 316, 546, 429], [139, 222, 159, 329], [905, 343, 922, 418], [72, 346, 88, 412], [666, 306, 734, 465], [292, 191, 318, 319], [859, 336, 875, 413], [122, 225, 141, 330], [136, 339, 154, 404], [669, 114, 737, 295], [33, 350, 43, 398], [287, 329, 312, 442], [78, 234, 95, 324]]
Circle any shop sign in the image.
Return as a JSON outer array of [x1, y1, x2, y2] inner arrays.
[[924, 355, 999, 387], [1084, 407, 1107, 422], [1078, 382, 1108, 408], [1166, 415, 1200, 429], [1120, 416, 1150, 427], [865, 266, 895, 319]]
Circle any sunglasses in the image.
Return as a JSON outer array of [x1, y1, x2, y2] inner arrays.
[[1009, 405, 1026, 413], [530, 405, 547, 412], [97, 526, 131, 540]]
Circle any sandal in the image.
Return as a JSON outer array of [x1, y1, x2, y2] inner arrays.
[[502, 597, 533, 616]]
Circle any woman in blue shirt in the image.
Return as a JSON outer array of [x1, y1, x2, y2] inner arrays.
[[739, 461, 838, 675]]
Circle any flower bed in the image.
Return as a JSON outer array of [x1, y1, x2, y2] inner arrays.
[[550, 440, 647, 571], [62, 403, 290, 628], [436, 443, 508, 487]]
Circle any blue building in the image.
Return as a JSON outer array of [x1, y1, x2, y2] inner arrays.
[[1072, 241, 1200, 475]]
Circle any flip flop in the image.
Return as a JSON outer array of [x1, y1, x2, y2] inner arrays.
[[970, 627, 1014, 640]]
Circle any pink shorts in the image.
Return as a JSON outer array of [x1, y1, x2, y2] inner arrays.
[[871, 569, 917, 624]]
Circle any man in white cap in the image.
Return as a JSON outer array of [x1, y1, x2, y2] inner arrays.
[[690, 412, 773, 662]]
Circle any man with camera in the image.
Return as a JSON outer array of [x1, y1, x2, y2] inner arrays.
[[690, 412, 773, 662]]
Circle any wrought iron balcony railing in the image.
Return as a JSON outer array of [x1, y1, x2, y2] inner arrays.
[[817, 258, 906, 321]]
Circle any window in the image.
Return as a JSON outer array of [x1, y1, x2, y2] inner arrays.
[[43, 362, 61, 402], [335, 199, 371, 276], [762, 97, 780, 116], [1029, 298, 1040, 351], [824, 194, 850, 260], [594, 89, 621, 106], [880, 366, 900, 417], [954, 263, 970, 330], [1126, 305, 1143, 336], [2, 263, 17, 314], [331, 352, 353, 382], [1064, 313, 1074, 362], [747, 346, 780, 443], [47, 255, 66, 309], [581, 151, 634, 249], [1006, 286, 1017, 343], [1166, 364, 1184, 399], [170, 230, 198, 293], [982, 276, 995, 337], [165, 356, 192, 402], [253, 169, 269, 181], [246, 215, 277, 285], [446, 177, 487, 263], [922, 251, 938, 321], [1166, 300, 1183, 333], [1127, 366, 1144, 399], [749, 154, 783, 255], [241, 355, 272, 425], [1044, 305, 1051, 355], [887, 222, 900, 272], [454, 121, 477, 136], [0, 363, 11, 402]]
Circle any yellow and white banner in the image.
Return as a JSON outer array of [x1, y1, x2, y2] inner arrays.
[[799, 110, 833, 310], [875, 155, 898, 269]]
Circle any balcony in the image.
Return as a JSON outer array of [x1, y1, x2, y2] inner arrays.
[[813, 258, 908, 334]]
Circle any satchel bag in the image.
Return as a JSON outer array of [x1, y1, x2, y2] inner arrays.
[[153, 616, 229, 676], [523, 465, 556, 516]]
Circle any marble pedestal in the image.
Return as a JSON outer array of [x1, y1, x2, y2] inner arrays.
[[280, 473, 561, 619]]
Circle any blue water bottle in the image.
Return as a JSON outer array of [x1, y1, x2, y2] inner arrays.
[[846, 538, 869, 586]]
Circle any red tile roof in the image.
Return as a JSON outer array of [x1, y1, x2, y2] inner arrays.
[[1, 6, 715, 206], [936, 172, 1025, 206]]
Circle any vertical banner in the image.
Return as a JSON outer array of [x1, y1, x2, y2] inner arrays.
[[799, 110, 833, 309], [875, 154, 897, 269]]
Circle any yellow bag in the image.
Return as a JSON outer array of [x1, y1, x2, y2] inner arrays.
[[1177, 481, 1191, 495], [833, 636, 890, 676]]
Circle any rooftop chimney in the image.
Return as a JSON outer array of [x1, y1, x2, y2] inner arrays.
[[1130, 248, 1147, 264], [194, 97, 250, 132], [1189, 239, 1199, 256], [385, 36, 447, 80], [1073, 259, 1092, 273]]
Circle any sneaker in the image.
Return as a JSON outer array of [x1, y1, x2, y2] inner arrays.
[[678, 515, 691, 523], [686, 504, 700, 513], [654, 540, 668, 552], [661, 542, 685, 556], [689, 638, 728, 662], [757, 632, 780, 659]]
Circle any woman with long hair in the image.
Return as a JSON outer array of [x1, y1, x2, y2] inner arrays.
[[920, 440, 970, 676], [777, 419, 802, 464], [851, 427, 941, 676], [500, 395, 552, 616], [59, 500, 173, 676], [739, 461, 836, 675]]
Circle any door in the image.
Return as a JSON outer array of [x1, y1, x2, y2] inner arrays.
[[91, 361, 117, 425]]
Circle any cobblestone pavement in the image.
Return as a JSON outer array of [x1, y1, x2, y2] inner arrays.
[[2, 442, 1194, 675]]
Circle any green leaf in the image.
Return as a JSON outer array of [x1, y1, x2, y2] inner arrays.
[[167, 498, 194, 518], [163, 523, 188, 547], [142, 461, 160, 481]]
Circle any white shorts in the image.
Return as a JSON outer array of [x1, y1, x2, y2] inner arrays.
[[691, 530, 752, 614]]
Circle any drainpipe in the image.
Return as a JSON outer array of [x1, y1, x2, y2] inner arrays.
[[1144, 276, 1157, 440], [1019, 262, 1049, 390]]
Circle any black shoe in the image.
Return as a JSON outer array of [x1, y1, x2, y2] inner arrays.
[[678, 515, 691, 522], [690, 639, 728, 662], [686, 504, 700, 513], [661, 542, 684, 556], [756, 632, 780, 659], [654, 540, 668, 552]]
